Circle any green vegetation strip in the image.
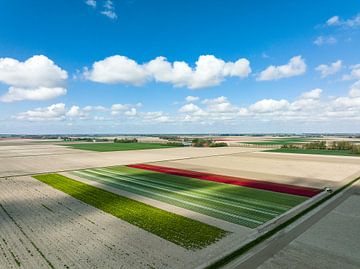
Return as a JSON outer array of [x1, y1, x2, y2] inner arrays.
[[33, 174, 227, 250], [71, 166, 306, 228], [206, 177, 360, 268], [61, 142, 182, 152], [266, 148, 359, 157]]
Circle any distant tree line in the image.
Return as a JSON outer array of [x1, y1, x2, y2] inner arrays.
[[114, 138, 138, 143], [281, 140, 360, 154], [191, 138, 227, 147]]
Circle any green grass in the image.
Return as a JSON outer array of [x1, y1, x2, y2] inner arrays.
[[266, 148, 360, 157], [33, 173, 228, 250], [61, 142, 182, 152], [242, 138, 311, 145], [71, 166, 307, 228]]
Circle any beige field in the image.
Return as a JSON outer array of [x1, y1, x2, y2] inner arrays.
[[151, 151, 360, 189], [1, 138, 360, 268], [0, 142, 260, 177]]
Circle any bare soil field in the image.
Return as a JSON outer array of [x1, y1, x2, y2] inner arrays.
[[0, 176, 252, 269], [0, 142, 260, 177], [151, 151, 360, 189]]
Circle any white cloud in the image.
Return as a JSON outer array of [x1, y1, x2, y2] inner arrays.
[[101, 10, 117, 19], [85, 54, 251, 89], [326, 13, 360, 28], [83, 105, 107, 112], [326, 16, 340, 26], [342, 64, 360, 80], [300, 88, 322, 99], [0, 55, 67, 102], [313, 36, 337, 46], [257, 56, 306, 81], [203, 96, 237, 113], [101, 0, 117, 19], [84, 55, 148, 85], [0, 55, 67, 88], [349, 81, 360, 98], [66, 106, 88, 118], [85, 0, 96, 7], [315, 60, 342, 78], [0, 87, 66, 102], [249, 99, 290, 113], [185, 96, 199, 102], [179, 103, 203, 114], [124, 108, 137, 116], [16, 103, 67, 121]]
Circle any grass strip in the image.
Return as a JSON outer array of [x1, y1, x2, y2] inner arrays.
[[61, 142, 181, 152], [33, 173, 228, 250], [265, 148, 360, 157], [206, 176, 360, 268]]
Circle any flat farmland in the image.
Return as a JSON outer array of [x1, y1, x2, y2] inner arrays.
[[61, 142, 182, 152], [151, 151, 360, 189], [2, 139, 360, 268], [70, 166, 308, 228], [0, 175, 250, 269]]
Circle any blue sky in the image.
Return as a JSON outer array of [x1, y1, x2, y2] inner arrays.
[[1, 0, 360, 134]]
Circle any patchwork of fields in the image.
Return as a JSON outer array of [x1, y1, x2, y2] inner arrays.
[[61, 142, 182, 152], [70, 166, 309, 228]]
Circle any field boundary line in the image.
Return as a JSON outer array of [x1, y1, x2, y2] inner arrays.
[[74, 170, 263, 226], [94, 168, 280, 216]]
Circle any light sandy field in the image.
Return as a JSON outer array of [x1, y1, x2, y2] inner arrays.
[[0, 176, 252, 269], [0, 143, 260, 177], [258, 184, 360, 269], [151, 151, 360, 189]]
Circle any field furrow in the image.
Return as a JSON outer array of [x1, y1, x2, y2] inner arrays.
[[71, 166, 307, 228]]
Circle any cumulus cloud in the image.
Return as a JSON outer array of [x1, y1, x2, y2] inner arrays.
[[257, 56, 306, 81], [342, 64, 360, 80], [249, 99, 290, 113], [0, 55, 67, 102], [83, 105, 107, 112], [179, 103, 203, 114], [313, 36, 337, 46], [84, 56, 148, 85], [16, 103, 67, 121], [315, 60, 342, 78], [349, 81, 360, 98], [185, 96, 199, 102], [16, 103, 93, 121], [0, 87, 66, 102], [300, 88, 322, 99], [66, 106, 88, 119], [84, 55, 251, 89]]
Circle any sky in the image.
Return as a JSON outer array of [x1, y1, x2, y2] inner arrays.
[[0, 0, 360, 134]]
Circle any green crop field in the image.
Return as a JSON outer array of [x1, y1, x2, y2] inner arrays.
[[266, 148, 360, 157], [71, 166, 307, 228], [242, 138, 312, 145], [33, 173, 227, 250], [61, 142, 182, 152]]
